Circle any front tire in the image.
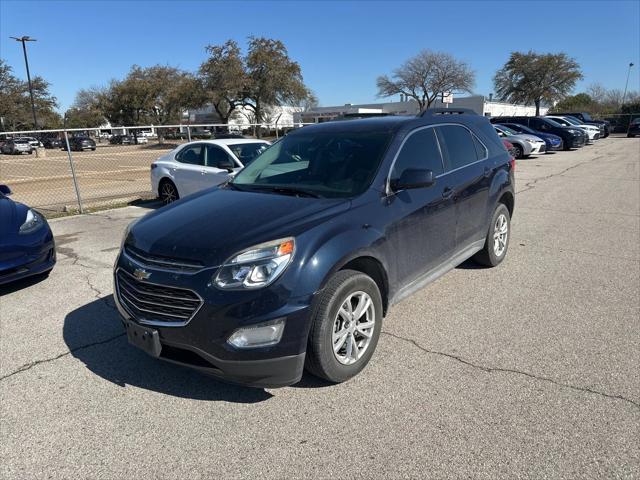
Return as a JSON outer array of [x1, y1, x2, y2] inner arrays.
[[512, 144, 524, 159], [305, 270, 383, 383], [473, 203, 511, 267], [159, 179, 179, 204]]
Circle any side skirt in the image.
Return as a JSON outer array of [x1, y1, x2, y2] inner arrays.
[[390, 239, 485, 306]]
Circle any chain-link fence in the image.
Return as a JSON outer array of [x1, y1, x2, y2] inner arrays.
[[0, 122, 309, 216]]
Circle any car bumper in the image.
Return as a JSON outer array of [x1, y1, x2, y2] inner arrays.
[[0, 241, 56, 285], [568, 136, 586, 148], [529, 143, 546, 154], [113, 252, 313, 387]]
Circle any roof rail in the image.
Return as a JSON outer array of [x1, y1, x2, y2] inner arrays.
[[418, 107, 477, 117]]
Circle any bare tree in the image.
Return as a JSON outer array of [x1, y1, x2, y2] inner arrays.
[[376, 50, 475, 110]]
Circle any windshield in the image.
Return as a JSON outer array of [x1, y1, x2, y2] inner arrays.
[[561, 117, 581, 126], [228, 142, 269, 167], [581, 113, 593, 121], [549, 117, 571, 126], [231, 130, 392, 198], [497, 125, 518, 135]]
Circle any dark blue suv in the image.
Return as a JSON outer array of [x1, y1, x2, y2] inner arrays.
[[114, 109, 515, 387]]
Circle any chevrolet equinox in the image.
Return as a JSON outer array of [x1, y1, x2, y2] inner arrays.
[[114, 108, 515, 387]]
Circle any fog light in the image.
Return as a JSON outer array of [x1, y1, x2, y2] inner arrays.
[[227, 319, 285, 349]]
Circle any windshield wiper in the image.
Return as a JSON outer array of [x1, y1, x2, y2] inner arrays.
[[245, 185, 322, 198]]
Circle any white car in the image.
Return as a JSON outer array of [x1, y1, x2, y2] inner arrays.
[[16, 136, 43, 148], [134, 136, 148, 144], [151, 139, 270, 203], [546, 116, 600, 141], [493, 125, 546, 158]]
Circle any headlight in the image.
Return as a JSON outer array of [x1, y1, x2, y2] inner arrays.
[[213, 237, 295, 289], [568, 129, 580, 135], [19, 209, 44, 234]]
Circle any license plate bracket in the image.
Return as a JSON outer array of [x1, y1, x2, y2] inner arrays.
[[125, 321, 162, 358]]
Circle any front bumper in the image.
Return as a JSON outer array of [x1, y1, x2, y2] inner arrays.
[[0, 242, 56, 285], [113, 252, 313, 388]]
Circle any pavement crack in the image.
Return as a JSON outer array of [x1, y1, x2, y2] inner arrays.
[[516, 155, 604, 194], [381, 331, 640, 411], [0, 332, 125, 382], [84, 273, 116, 311]]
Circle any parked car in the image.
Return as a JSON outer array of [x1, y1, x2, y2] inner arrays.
[[490, 116, 586, 150], [497, 123, 563, 152], [627, 118, 640, 137], [1, 139, 33, 155], [546, 116, 600, 141], [0, 185, 56, 285], [110, 135, 134, 145], [493, 125, 545, 158], [63, 136, 96, 151], [115, 109, 515, 387], [152, 139, 270, 203], [133, 135, 148, 144], [16, 136, 43, 148], [41, 137, 63, 149], [550, 112, 610, 137], [502, 139, 517, 158]]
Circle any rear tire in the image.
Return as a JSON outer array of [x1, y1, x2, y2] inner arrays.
[[159, 179, 179, 204], [305, 270, 383, 383], [473, 203, 511, 267]]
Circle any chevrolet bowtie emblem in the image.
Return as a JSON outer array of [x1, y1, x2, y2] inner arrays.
[[133, 268, 151, 281]]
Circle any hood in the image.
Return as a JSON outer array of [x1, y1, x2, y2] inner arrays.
[[513, 134, 544, 143], [127, 187, 351, 267], [0, 197, 20, 239]]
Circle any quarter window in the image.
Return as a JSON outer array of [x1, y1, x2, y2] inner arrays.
[[435, 125, 479, 171], [177, 144, 205, 165], [390, 128, 444, 181]]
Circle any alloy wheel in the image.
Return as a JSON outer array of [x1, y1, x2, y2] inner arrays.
[[161, 183, 177, 204], [332, 291, 376, 365], [493, 213, 508, 257]]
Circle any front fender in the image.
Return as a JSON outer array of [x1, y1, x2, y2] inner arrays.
[[290, 223, 388, 299]]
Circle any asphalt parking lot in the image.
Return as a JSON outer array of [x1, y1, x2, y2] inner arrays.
[[1, 137, 639, 478]]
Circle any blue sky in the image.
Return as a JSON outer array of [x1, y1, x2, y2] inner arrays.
[[1, 0, 639, 112]]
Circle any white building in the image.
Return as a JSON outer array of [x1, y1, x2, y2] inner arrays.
[[185, 104, 303, 131], [297, 95, 547, 123]]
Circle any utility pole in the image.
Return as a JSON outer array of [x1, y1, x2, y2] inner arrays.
[[622, 62, 635, 106], [10, 36, 38, 129]]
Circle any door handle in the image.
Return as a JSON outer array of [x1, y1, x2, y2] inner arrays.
[[442, 187, 455, 199]]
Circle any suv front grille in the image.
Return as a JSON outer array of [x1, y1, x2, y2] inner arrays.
[[116, 269, 202, 325], [124, 244, 204, 273]]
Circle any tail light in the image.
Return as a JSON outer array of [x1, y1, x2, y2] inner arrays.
[[510, 158, 516, 172]]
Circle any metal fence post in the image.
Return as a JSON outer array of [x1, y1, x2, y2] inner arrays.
[[187, 125, 191, 142], [63, 130, 83, 213]]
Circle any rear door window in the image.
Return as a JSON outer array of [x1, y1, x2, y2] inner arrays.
[[390, 128, 444, 181], [435, 125, 480, 171], [176, 144, 205, 165]]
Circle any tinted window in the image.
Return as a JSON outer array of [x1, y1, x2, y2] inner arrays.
[[472, 134, 488, 159], [206, 145, 234, 168], [177, 144, 205, 165], [435, 125, 479, 171], [391, 128, 443, 181], [233, 131, 392, 198], [227, 142, 269, 166]]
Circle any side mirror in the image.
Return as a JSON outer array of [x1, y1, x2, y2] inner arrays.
[[219, 159, 236, 172], [391, 169, 435, 191], [0, 184, 12, 196]]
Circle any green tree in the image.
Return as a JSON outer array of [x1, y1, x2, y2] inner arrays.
[[199, 40, 245, 124], [376, 50, 475, 110], [0, 59, 61, 130], [243, 37, 309, 137], [551, 93, 594, 113], [494, 51, 583, 115]]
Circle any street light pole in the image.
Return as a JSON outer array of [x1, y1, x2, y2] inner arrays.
[[10, 36, 38, 129], [621, 62, 635, 106]]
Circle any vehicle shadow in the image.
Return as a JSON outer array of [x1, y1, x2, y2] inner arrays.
[[0, 272, 49, 296], [63, 296, 272, 403], [455, 258, 486, 270]]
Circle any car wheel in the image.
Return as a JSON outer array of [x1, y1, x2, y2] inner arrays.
[[305, 269, 383, 383], [91, 148, 96, 151], [512, 144, 524, 159], [472, 203, 511, 267], [628, 134, 635, 138], [159, 179, 179, 204]]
